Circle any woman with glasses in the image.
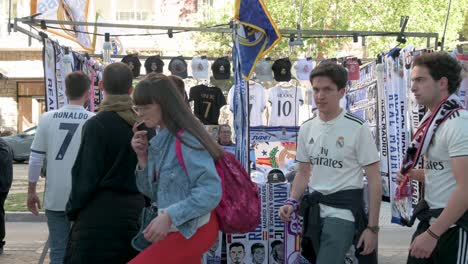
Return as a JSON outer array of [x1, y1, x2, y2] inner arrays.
[[129, 73, 222, 263]]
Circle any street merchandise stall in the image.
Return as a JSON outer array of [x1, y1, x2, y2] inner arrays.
[[11, 10, 454, 264]]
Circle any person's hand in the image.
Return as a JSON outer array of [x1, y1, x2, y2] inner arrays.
[[278, 204, 294, 222], [357, 229, 378, 255], [131, 123, 149, 161], [27, 192, 41, 216], [409, 231, 437, 259], [143, 213, 172, 243], [396, 171, 408, 185]]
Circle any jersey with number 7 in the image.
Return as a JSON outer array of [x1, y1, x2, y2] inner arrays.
[[30, 105, 94, 211]]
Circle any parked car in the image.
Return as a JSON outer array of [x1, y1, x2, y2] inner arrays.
[[1, 126, 36, 162]]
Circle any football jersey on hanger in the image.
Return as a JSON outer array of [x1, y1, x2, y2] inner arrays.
[[228, 82, 266, 126], [189, 84, 227, 125], [268, 85, 304, 126]]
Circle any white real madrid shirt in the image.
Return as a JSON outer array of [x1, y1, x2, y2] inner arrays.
[[424, 109, 468, 210], [228, 83, 266, 126], [30, 105, 94, 211], [268, 85, 304, 126], [296, 110, 379, 221]]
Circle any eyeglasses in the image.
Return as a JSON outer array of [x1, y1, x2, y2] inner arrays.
[[132, 105, 152, 114]]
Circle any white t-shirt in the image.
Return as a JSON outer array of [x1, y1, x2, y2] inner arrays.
[[268, 85, 304, 126], [424, 109, 468, 209], [296, 110, 379, 221], [30, 105, 94, 210], [228, 83, 266, 126]]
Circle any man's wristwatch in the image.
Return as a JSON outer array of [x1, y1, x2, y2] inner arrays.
[[367, 226, 380, 234]]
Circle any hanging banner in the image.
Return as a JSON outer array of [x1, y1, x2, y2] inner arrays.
[[376, 63, 390, 200], [268, 183, 289, 264], [43, 38, 58, 111], [457, 54, 468, 108], [382, 50, 415, 225], [234, 0, 281, 79], [31, 0, 95, 51], [227, 184, 269, 264], [53, 41, 67, 108]]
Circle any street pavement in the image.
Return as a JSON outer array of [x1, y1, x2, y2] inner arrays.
[[1, 164, 416, 264]]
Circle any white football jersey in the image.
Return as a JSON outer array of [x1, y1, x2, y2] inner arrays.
[[268, 85, 304, 126], [30, 105, 94, 210], [228, 83, 266, 126]]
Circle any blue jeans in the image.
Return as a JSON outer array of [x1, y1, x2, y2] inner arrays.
[[46, 210, 71, 264], [316, 217, 355, 264]]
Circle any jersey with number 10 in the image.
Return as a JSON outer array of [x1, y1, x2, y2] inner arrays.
[[30, 105, 94, 210], [268, 85, 304, 126]]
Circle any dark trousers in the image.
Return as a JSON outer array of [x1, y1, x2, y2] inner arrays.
[[0, 191, 8, 247], [408, 221, 468, 264]]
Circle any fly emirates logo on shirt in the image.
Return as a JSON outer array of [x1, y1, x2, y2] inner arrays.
[[425, 160, 445, 171], [309, 146, 344, 169]]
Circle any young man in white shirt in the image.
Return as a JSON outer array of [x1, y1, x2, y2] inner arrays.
[[278, 62, 381, 264], [27, 71, 94, 264], [397, 52, 468, 263]]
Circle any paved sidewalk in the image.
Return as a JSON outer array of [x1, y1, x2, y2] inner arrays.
[[0, 222, 49, 264], [2, 164, 416, 263]]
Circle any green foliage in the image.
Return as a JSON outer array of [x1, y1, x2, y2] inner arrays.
[[194, 0, 468, 58], [462, 11, 468, 40]]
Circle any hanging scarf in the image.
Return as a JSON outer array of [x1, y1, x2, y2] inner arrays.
[[99, 94, 137, 126], [395, 94, 463, 224]]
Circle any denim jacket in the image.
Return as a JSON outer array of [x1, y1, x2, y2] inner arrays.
[[135, 128, 221, 239]]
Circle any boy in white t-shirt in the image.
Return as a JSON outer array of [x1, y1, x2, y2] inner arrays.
[[397, 52, 468, 263], [278, 62, 381, 264], [27, 72, 94, 264]]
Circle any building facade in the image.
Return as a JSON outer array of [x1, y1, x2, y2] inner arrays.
[[0, 0, 232, 134]]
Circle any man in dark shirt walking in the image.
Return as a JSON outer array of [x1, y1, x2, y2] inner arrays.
[[65, 62, 145, 264], [0, 138, 13, 254]]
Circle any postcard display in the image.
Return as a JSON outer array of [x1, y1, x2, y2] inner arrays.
[[223, 126, 308, 264]]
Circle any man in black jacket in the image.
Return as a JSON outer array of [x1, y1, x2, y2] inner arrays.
[[65, 62, 145, 264], [0, 138, 13, 254]]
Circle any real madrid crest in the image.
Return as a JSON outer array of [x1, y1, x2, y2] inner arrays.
[[336, 136, 344, 148]]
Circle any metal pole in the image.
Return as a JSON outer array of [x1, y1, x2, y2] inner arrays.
[[440, 0, 452, 51], [8, 0, 12, 33], [16, 17, 439, 38]]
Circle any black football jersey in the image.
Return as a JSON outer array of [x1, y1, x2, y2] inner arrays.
[[189, 85, 227, 125]]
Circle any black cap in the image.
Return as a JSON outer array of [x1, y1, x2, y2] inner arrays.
[[144, 55, 164, 74], [168, 56, 188, 79], [121, 54, 141, 78], [267, 169, 285, 183], [272, 58, 292, 82], [212, 57, 231, 80]]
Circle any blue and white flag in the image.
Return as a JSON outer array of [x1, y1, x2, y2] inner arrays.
[[234, 0, 281, 79]]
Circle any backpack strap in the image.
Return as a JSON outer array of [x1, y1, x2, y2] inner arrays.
[[175, 130, 188, 175]]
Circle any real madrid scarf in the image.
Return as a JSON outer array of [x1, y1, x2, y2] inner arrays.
[[397, 94, 464, 197]]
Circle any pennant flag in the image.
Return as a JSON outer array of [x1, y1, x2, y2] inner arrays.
[[31, 0, 95, 51], [234, 0, 281, 79]]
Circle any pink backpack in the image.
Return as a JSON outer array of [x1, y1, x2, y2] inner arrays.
[[176, 131, 260, 234]]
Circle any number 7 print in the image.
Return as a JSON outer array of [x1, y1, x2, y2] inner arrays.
[[56, 123, 79, 160]]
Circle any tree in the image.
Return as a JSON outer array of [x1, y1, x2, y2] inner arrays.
[[193, 0, 468, 58]]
